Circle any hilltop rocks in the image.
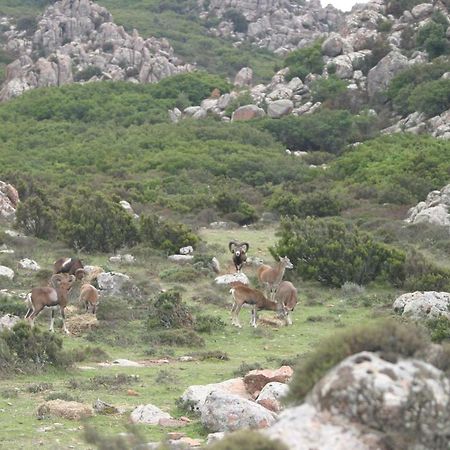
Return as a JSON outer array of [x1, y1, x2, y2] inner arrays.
[[406, 184, 450, 226], [0, 181, 19, 219], [393, 291, 450, 320], [200, 391, 277, 432], [0, 0, 192, 101], [267, 99, 293, 118]]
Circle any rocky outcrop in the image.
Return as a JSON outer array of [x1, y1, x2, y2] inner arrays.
[[0, 265, 14, 280], [265, 351, 450, 449], [393, 291, 450, 320], [256, 382, 289, 412], [0, 181, 19, 220], [0, 0, 193, 101], [406, 184, 450, 226]]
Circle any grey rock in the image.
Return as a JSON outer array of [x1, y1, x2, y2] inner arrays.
[[332, 55, 354, 79], [234, 67, 253, 87], [322, 33, 345, 57], [406, 184, 450, 226], [97, 271, 130, 293], [0, 181, 19, 219], [215, 272, 249, 286], [0, 266, 14, 280], [267, 99, 294, 118], [393, 291, 450, 320], [0, 314, 20, 332], [231, 105, 265, 121], [18, 258, 40, 271], [168, 255, 194, 264], [256, 382, 289, 412], [130, 404, 171, 425], [411, 3, 434, 20]]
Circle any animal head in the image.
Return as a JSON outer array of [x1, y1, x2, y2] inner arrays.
[[50, 273, 76, 290], [74, 268, 85, 280], [229, 241, 250, 257], [279, 255, 293, 269]]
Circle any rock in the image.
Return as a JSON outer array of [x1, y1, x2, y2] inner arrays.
[[231, 105, 265, 121], [200, 391, 277, 432], [217, 93, 233, 110], [0, 181, 19, 219], [206, 432, 226, 445], [168, 254, 194, 264], [0, 266, 14, 280], [93, 399, 119, 415], [180, 378, 251, 414], [109, 254, 135, 264], [267, 99, 294, 118], [411, 3, 434, 20], [406, 184, 450, 226], [192, 107, 208, 120], [265, 403, 385, 450], [244, 366, 293, 397], [179, 246, 194, 255], [322, 33, 345, 56], [37, 400, 94, 420], [97, 271, 130, 293], [130, 404, 172, 424], [18, 258, 40, 271], [256, 382, 289, 412], [0, 314, 20, 332], [393, 291, 450, 320], [214, 272, 249, 286], [82, 265, 104, 283], [234, 67, 253, 87], [309, 351, 450, 449], [158, 417, 189, 427], [169, 107, 182, 123], [367, 51, 409, 98], [112, 359, 143, 367], [184, 106, 202, 116], [119, 200, 138, 218], [332, 55, 354, 79]]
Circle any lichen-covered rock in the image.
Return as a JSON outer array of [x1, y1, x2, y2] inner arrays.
[[0, 181, 19, 219], [393, 291, 450, 320], [234, 67, 253, 87], [18, 258, 41, 271], [256, 382, 289, 412], [200, 391, 277, 432], [37, 400, 94, 420], [97, 271, 130, 293], [267, 99, 294, 118], [406, 184, 450, 226], [231, 104, 265, 121], [0, 265, 14, 280], [214, 272, 249, 286], [130, 404, 171, 424], [0, 314, 20, 332]]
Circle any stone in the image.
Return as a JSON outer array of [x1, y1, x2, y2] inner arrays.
[[322, 33, 345, 57], [97, 271, 130, 293], [244, 366, 293, 396], [200, 391, 277, 432], [192, 108, 207, 120], [111, 359, 142, 367], [332, 55, 354, 79], [179, 246, 194, 255], [234, 67, 253, 87], [267, 99, 294, 118], [130, 404, 172, 425], [217, 93, 233, 110], [214, 272, 249, 286], [0, 266, 14, 280], [168, 254, 194, 263], [411, 3, 434, 20], [158, 417, 189, 427], [119, 200, 138, 218], [231, 105, 265, 121], [37, 400, 94, 420], [184, 106, 202, 116], [0, 314, 20, 332], [0, 181, 19, 219], [406, 184, 450, 226], [93, 399, 119, 415], [18, 258, 40, 271], [393, 291, 450, 320], [180, 377, 251, 414], [256, 382, 289, 412]]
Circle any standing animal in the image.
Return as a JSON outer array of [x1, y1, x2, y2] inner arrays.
[[274, 281, 298, 325], [78, 283, 99, 314], [229, 283, 295, 328], [25, 273, 76, 334], [228, 241, 250, 272], [257, 256, 293, 301], [53, 257, 84, 279]]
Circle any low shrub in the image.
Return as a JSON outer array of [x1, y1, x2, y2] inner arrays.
[[194, 314, 226, 333], [286, 319, 428, 403], [155, 368, 179, 385], [340, 281, 366, 298], [0, 296, 28, 317], [45, 391, 80, 402], [147, 329, 205, 347], [408, 78, 450, 118], [223, 8, 248, 33], [208, 430, 288, 450], [233, 361, 263, 377], [27, 382, 53, 393], [159, 266, 201, 283], [284, 39, 324, 81], [188, 350, 230, 361], [73, 66, 103, 82], [426, 317, 450, 343], [96, 297, 133, 322]]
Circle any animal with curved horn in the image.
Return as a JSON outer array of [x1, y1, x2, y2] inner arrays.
[[228, 240, 250, 272]]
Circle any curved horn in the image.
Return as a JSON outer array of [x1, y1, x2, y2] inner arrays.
[[241, 242, 249, 252], [49, 273, 63, 288], [69, 274, 76, 282], [229, 241, 237, 253]]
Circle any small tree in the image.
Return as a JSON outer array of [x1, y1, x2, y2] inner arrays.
[[223, 9, 248, 33], [15, 195, 57, 239]]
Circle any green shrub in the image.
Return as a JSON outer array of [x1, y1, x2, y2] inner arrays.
[[416, 16, 449, 58], [188, 350, 230, 360], [272, 217, 405, 287], [311, 75, 348, 105], [208, 430, 288, 450], [159, 266, 201, 283], [284, 40, 324, 81], [15, 195, 57, 239], [146, 290, 194, 330], [96, 297, 133, 322], [223, 9, 248, 33], [16, 16, 38, 34], [73, 66, 103, 82], [224, 92, 254, 116], [408, 78, 450, 118], [58, 191, 139, 252], [0, 296, 28, 317], [286, 319, 428, 403], [368, 36, 391, 68], [147, 329, 205, 347], [194, 314, 226, 333], [426, 317, 450, 343], [377, 19, 393, 33]]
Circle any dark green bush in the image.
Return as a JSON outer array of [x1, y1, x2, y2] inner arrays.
[[194, 314, 226, 333], [160, 266, 201, 283], [96, 297, 133, 322], [426, 317, 450, 343], [416, 16, 449, 58], [272, 217, 405, 287], [58, 191, 139, 252], [284, 40, 324, 81], [287, 319, 428, 403], [147, 329, 205, 347], [223, 9, 248, 33], [16, 16, 38, 34], [377, 19, 393, 33], [408, 78, 450, 118], [0, 296, 28, 317], [74, 66, 103, 82], [15, 195, 57, 239], [208, 430, 288, 450], [311, 75, 348, 106]]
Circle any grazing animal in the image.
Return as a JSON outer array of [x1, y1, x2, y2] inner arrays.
[[229, 283, 295, 328], [257, 256, 293, 301], [78, 283, 99, 314], [274, 281, 298, 325], [228, 241, 250, 272], [25, 274, 76, 334], [53, 257, 84, 279]]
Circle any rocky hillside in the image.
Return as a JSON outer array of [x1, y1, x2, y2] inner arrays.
[[0, 0, 193, 101]]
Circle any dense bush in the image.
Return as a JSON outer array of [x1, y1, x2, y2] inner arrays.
[[147, 329, 205, 347], [426, 317, 450, 343], [194, 314, 226, 333], [408, 78, 450, 117], [0, 296, 28, 317], [223, 8, 248, 33], [208, 430, 288, 450], [73, 66, 103, 82], [15, 195, 56, 239], [286, 319, 428, 403], [139, 213, 199, 254], [260, 110, 355, 153], [272, 217, 405, 287], [310, 75, 348, 106], [58, 192, 139, 252], [284, 40, 324, 81], [416, 12, 449, 58]]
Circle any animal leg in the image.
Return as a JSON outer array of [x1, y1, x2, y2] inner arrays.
[[251, 307, 258, 328], [60, 306, 69, 335], [28, 305, 44, 328], [233, 304, 243, 328], [92, 303, 97, 315], [49, 309, 55, 332]]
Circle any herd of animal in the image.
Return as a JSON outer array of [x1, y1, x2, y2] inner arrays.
[[24, 241, 297, 334]]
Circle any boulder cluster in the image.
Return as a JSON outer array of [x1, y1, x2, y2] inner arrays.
[[0, 0, 193, 101]]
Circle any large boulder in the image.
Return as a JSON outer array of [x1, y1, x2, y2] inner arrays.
[[244, 366, 293, 397], [37, 400, 94, 420], [214, 272, 249, 286], [130, 404, 172, 424], [0, 181, 19, 220], [406, 184, 450, 227], [234, 67, 253, 88], [0, 314, 20, 332], [367, 51, 409, 98], [0, 266, 14, 280], [200, 391, 277, 432], [393, 291, 450, 320], [97, 271, 130, 293], [18, 258, 41, 271], [267, 99, 294, 118], [179, 378, 251, 414], [322, 33, 345, 57], [256, 382, 289, 412], [231, 105, 265, 121]]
